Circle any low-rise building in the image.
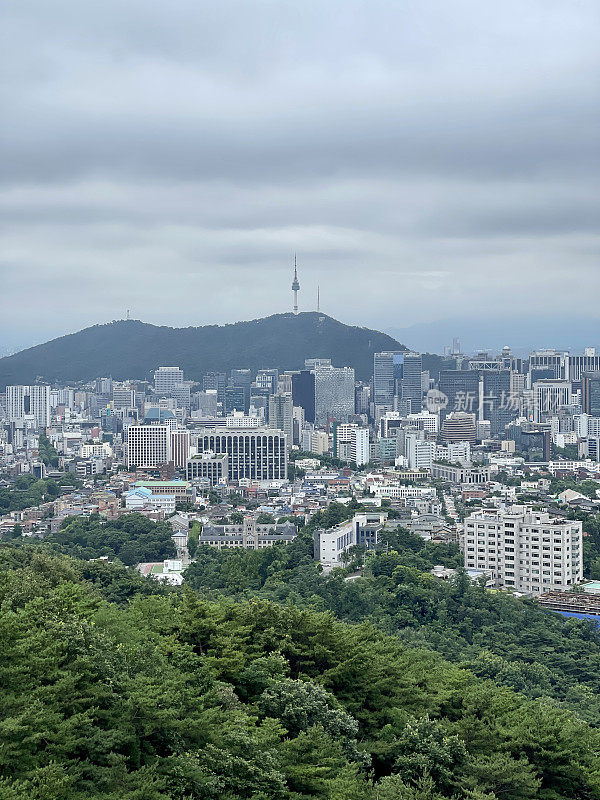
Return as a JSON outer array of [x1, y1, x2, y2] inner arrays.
[[198, 516, 297, 550]]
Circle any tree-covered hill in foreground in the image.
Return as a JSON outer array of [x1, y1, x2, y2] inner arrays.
[[0, 312, 426, 387], [2, 542, 600, 800]]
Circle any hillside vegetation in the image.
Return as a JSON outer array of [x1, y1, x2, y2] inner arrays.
[[0, 313, 408, 386], [2, 544, 600, 799]]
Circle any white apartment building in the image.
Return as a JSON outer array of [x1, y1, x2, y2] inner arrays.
[[80, 442, 113, 459], [127, 424, 171, 469], [6, 385, 51, 428], [407, 411, 439, 433], [313, 520, 356, 566], [405, 433, 435, 470], [435, 441, 471, 464], [334, 423, 369, 466], [464, 506, 583, 593]]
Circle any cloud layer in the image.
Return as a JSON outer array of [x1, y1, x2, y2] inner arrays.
[[1, 0, 599, 350]]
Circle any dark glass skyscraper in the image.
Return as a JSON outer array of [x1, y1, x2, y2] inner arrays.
[[292, 370, 316, 423], [373, 351, 403, 408], [583, 372, 600, 416], [401, 352, 423, 408]]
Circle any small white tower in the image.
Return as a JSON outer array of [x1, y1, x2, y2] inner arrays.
[[292, 255, 300, 314]]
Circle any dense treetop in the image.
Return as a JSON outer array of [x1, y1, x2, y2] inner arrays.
[[1, 544, 600, 799]]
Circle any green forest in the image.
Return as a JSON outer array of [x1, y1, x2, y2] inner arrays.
[[2, 543, 600, 800]]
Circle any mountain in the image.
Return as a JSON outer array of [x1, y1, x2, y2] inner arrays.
[[0, 313, 406, 387]]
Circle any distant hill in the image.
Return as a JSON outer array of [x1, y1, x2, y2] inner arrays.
[[0, 313, 408, 387]]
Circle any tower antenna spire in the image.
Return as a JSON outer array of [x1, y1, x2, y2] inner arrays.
[[317, 285, 320, 312], [291, 254, 300, 315]]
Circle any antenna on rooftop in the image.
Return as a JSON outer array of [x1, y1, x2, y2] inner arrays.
[[126, 309, 130, 320]]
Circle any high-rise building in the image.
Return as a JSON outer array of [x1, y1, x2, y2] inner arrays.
[[439, 370, 480, 417], [401, 352, 423, 409], [440, 412, 477, 445], [194, 428, 287, 481], [373, 351, 403, 409], [112, 384, 136, 410], [224, 385, 246, 415], [170, 429, 190, 469], [127, 424, 171, 469], [229, 369, 252, 413], [582, 373, 600, 416], [482, 370, 514, 436], [154, 366, 184, 393], [405, 433, 435, 470], [203, 372, 226, 404], [314, 366, 355, 425], [533, 380, 572, 422], [464, 507, 583, 593], [255, 369, 279, 394], [268, 393, 293, 443], [193, 390, 218, 417], [332, 423, 369, 466], [6, 385, 51, 428], [292, 370, 316, 423]]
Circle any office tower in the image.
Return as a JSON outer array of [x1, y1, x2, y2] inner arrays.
[[224, 386, 246, 415], [112, 384, 136, 410], [482, 370, 514, 436], [582, 373, 600, 416], [6, 385, 51, 428], [202, 372, 226, 404], [464, 507, 583, 593], [154, 366, 184, 393], [292, 370, 316, 423], [355, 383, 371, 416], [302, 429, 329, 455], [529, 350, 564, 379], [567, 354, 600, 382], [166, 384, 191, 412], [332, 423, 369, 466], [268, 393, 293, 443], [255, 369, 279, 394], [292, 406, 305, 446], [533, 380, 572, 422], [440, 412, 477, 445], [194, 428, 287, 481], [439, 370, 480, 416], [373, 351, 403, 409], [405, 433, 435, 470], [278, 373, 294, 394], [127, 424, 171, 469], [229, 369, 252, 413], [193, 390, 218, 417], [170, 429, 190, 469], [95, 377, 113, 396], [314, 366, 355, 425], [401, 351, 423, 409]]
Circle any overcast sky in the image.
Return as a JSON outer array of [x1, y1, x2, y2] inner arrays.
[[1, 0, 598, 352]]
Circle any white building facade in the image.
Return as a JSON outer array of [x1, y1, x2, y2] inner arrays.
[[464, 507, 583, 593]]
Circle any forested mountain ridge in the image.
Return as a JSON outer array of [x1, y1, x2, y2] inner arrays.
[[0, 313, 409, 386], [2, 543, 600, 800]]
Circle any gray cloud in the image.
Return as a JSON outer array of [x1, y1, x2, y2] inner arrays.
[[1, 0, 599, 350]]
